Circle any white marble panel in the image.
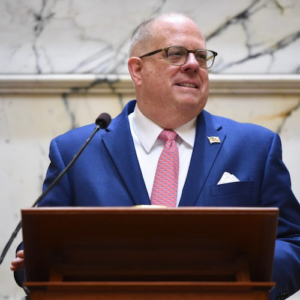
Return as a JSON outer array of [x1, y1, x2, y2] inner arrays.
[[1, 0, 300, 74]]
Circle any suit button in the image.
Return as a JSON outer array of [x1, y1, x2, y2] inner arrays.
[[276, 292, 289, 300]]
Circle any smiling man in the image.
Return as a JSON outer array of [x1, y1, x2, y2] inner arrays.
[[128, 14, 210, 129], [12, 13, 300, 300]]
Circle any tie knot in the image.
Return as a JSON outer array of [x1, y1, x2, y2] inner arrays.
[[159, 130, 177, 142]]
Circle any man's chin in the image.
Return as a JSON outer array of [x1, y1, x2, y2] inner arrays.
[[175, 97, 207, 113]]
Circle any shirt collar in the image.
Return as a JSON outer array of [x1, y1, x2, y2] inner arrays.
[[131, 104, 196, 153], [176, 116, 196, 148]]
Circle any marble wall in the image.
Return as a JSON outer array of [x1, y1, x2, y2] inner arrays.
[[0, 0, 300, 299], [1, 0, 300, 74]]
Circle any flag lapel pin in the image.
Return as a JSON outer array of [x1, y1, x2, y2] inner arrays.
[[207, 136, 221, 144]]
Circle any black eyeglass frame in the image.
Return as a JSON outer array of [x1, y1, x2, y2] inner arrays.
[[138, 46, 218, 69]]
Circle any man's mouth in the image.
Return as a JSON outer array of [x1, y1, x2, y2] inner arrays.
[[176, 83, 199, 89]]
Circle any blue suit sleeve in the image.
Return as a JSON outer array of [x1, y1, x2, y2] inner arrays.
[[39, 137, 74, 207], [261, 134, 300, 300]]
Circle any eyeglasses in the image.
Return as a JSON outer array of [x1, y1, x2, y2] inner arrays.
[[139, 46, 218, 69]]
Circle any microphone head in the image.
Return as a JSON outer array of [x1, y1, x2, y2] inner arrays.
[[95, 113, 111, 129]]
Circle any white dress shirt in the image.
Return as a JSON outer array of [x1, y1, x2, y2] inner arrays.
[[128, 105, 196, 206]]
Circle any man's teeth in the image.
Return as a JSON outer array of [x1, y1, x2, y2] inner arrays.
[[178, 83, 197, 88]]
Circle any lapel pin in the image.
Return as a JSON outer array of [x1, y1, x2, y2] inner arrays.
[[207, 136, 221, 144]]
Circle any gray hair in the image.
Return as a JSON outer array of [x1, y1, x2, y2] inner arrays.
[[129, 17, 156, 57], [129, 13, 189, 57]]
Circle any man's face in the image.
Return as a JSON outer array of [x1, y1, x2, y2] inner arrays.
[[136, 16, 209, 127]]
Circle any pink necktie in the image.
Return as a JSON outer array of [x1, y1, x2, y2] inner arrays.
[[151, 130, 179, 207]]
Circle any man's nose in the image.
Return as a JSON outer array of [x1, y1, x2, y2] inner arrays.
[[181, 53, 199, 73]]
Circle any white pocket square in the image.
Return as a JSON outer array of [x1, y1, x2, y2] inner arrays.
[[217, 172, 239, 185]]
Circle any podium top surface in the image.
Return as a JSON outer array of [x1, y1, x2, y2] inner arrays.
[[22, 206, 278, 214]]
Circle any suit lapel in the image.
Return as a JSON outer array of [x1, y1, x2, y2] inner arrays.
[[179, 111, 226, 206], [101, 102, 150, 206]]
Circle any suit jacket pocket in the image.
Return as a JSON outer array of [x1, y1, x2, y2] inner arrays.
[[208, 181, 254, 207], [210, 181, 254, 197]]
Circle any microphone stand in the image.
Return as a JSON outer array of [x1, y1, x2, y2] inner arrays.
[[0, 114, 110, 265]]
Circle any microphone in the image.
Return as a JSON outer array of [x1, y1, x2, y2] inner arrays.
[[96, 113, 111, 129], [0, 113, 111, 264]]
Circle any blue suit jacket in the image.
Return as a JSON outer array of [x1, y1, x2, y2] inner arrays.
[[16, 100, 300, 300]]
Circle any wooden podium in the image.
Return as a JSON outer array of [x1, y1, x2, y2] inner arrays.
[[22, 207, 278, 300]]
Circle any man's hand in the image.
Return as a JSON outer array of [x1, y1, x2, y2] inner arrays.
[[10, 250, 24, 271]]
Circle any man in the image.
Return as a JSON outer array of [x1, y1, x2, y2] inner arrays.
[[11, 13, 300, 300]]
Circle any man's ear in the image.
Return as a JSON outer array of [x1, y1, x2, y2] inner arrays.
[[128, 57, 143, 86]]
